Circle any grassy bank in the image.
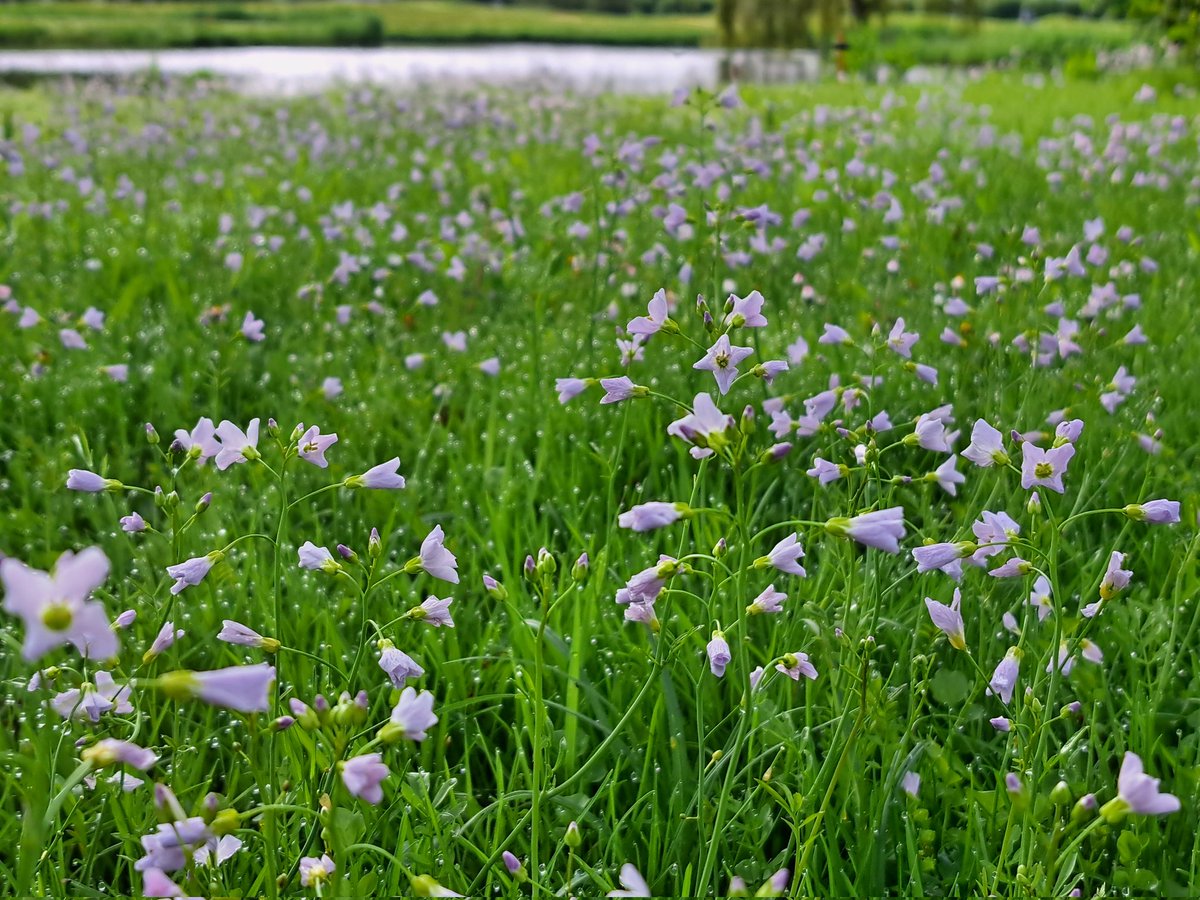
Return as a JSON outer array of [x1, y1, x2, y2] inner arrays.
[[0, 1, 1141, 66]]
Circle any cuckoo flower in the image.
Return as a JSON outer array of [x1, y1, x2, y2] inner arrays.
[[618, 502, 686, 532], [166, 551, 223, 595], [668, 393, 734, 458], [214, 418, 260, 469], [345, 457, 405, 489], [66, 469, 122, 493], [755, 533, 806, 576], [988, 648, 1021, 704], [924, 590, 966, 650], [300, 855, 336, 888], [341, 753, 390, 805], [157, 664, 275, 713], [1124, 499, 1180, 524], [383, 686, 438, 742], [963, 419, 1009, 467], [174, 417, 220, 464], [627, 288, 675, 336], [0, 547, 118, 662], [826, 507, 906, 554], [776, 651, 818, 681], [693, 334, 753, 395], [746, 584, 787, 615], [724, 290, 767, 328], [378, 640, 424, 687], [413, 525, 458, 583], [297, 425, 338, 468], [1020, 443, 1075, 494], [608, 864, 651, 898], [706, 630, 731, 677], [1100, 752, 1180, 822]]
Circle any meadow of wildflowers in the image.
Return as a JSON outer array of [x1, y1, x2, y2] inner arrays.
[[1, 71, 1199, 897]]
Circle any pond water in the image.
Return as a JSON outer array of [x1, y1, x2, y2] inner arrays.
[[0, 44, 822, 95]]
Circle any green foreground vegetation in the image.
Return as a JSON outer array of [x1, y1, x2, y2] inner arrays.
[[1, 70, 1199, 898], [0, 0, 1145, 67]]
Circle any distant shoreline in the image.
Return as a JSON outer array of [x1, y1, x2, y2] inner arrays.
[[0, 2, 1139, 71]]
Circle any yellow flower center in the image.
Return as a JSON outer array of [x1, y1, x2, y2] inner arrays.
[[41, 602, 73, 631], [1034, 461, 1054, 478]]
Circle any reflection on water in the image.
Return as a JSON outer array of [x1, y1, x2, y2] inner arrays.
[[0, 44, 821, 95]]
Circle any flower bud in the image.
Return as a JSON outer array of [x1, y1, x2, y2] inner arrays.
[[571, 552, 589, 582], [145, 423, 159, 445], [564, 820, 582, 850], [713, 537, 728, 559], [195, 492, 212, 514], [337, 543, 357, 562], [483, 574, 508, 601], [368, 527, 382, 558]]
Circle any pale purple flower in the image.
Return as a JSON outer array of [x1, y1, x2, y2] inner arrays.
[[1099, 550, 1132, 600], [933, 456, 965, 496], [299, 854, 336, 887], [174, 417, 220, 464], [322, 377, 343, 400], [144, 622, 183, 660], [828, 507, 906, 554], [1027, 575, 1053, 621], [989, 557, 1032, 578], [1112, 752, 1180, 817], [556, 378, 589, 404], [0, 547, 117, 662], [53, 672, 133, 722], [668, 393, 734, 457], [388, 686, 438, 741], [66, 469, 116, 492], [142, 868, 185, 897], [120, 512, 147, 533], [102, 364, 129, 382], [413, 595, 454, 627], [418, 525, 458, 583], [912, 542, 967, 577], [379, 641, 424, 687], [693, 335, 754, 395], [776, 651, 818, 681], [503, 851, 522, 875], [724, 290, 767, 328], [342, 753, 390, 805], [479, 357, 501, 376], [1127, 499, 1180, 524], [988, 649, 1021, 704], [820, 323, 851, 345], [990, 717, 1011, 732], [60, 328, 88, 350], [901, 771, 921, 797], [214, 418, 260, 470], [807, 457, 844, 484], [924, 590, 966, 650], [1020, 443, 1075, 494], [913, 415, 956, 453], [166, 552, 220, 595], [405, 353, 425, 370], [161, 664, 275, 712], [82, 738, 157, 770], [297, 425, 338, 468], [627, 288, 672, 336], [886, 318, 918, 358], [442, 330, 468, 351], [758, 533, 806, 576], [707, 631, 731, 677], [1054, 419, 1084, 444], [18, 306, 39, 328], [600, 376, 643, 404], [747, 584, 787, 615], [963, 419, 1009, 467], [217, 620, 276, 650], [618, 502, 684, 532], [353, 458, 405, 490], [607, 863, 651, 898], [615, 555, 677, 605], [193, 835, 242, 867], [240, 311, 265, 342]]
